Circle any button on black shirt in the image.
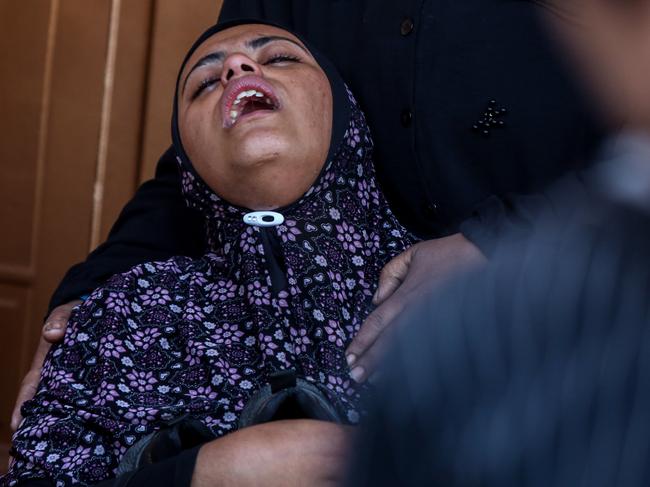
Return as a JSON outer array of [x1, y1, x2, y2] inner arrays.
[[400, 109, 413, 128], [400, 17, 414, 36], [424, 203, 440, 221]]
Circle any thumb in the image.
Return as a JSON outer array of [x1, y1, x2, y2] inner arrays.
[[42, 300, 81, 344], [373, 246, 414, 305]]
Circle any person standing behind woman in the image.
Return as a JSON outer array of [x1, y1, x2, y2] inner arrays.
[[13, 1, 604, 427]]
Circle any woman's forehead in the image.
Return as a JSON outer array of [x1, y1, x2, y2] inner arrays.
[[189, 24, 306, 62]]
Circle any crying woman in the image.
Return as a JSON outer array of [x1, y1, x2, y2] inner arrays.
[[4, 20, 417, 487]]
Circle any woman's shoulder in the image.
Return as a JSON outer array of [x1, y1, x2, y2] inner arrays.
[[78, 254, 222, 314]]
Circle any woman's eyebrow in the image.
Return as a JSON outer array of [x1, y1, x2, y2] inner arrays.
[[182, 51, 225, 94], [245, 35, 308, 53]]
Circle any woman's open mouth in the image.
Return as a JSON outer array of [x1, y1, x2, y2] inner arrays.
[[221, 75, 280, 129]]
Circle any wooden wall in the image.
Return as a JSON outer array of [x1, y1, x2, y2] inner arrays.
[[0, 0, 222, 464]]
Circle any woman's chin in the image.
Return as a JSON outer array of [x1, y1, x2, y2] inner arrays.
[[233, 135, 292, 168]]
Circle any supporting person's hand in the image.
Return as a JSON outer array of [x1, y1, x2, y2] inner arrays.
[[10, 300, 81, 431], [192, 419, 352, 487], [345, 233, 486, 383]]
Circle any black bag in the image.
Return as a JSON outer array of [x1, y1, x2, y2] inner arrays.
[[116, 369, 341, 475]]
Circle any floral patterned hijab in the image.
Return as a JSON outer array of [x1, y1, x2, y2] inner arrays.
[[5, 20, 416, 486]]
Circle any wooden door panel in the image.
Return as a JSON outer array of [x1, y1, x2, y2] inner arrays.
[[0, 0, 114, 464], [0, 0, 57, 459], [0, 2, 52, 271], [98, 0, 154, 243]]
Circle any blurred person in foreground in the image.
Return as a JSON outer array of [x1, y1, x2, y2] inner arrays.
[[348, 2, 650, 486]]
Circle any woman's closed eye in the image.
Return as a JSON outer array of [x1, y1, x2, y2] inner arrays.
[[192, 76, 220, 100], [264, 53, 301, 65]]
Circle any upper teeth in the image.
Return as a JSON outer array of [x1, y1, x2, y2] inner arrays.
[[234, 89, 266, 105], [228, 89, 275, 123]]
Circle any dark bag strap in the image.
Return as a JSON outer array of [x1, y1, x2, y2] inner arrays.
[[115, 415, 215, 477], [239, 369, 343, 428]]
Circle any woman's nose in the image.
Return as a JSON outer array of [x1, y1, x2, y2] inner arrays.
[[221, 53, 262, 85]]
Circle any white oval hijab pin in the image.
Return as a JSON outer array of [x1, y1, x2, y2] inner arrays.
[[243, 211, 285, 227]]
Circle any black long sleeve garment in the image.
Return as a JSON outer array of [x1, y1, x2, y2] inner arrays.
[[50, 0, 603, 311]]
